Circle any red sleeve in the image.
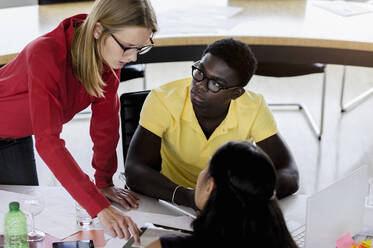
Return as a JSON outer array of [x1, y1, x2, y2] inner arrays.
[[90, 69, 120, 189], [27, 40, 110, 217]]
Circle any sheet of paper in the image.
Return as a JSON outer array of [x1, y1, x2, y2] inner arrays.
[[105, 223, 191, 248], [104, 212, 193, 247], [313, 1, 373, 17], [121, 209, 193, 232], [158, 5, 243, 35]]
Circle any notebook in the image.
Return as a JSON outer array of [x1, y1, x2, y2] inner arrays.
[[284, 164, 368, 248]]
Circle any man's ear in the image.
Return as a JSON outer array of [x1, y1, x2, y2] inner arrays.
[[93, 22, 104, 40], [231, 87, 245, 100]]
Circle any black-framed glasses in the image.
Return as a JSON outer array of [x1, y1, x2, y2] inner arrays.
[[111, 34, 154, 55], [191, 62, 240, 93]]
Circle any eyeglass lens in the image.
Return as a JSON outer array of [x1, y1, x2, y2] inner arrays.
[[192, 67, 222, 93]]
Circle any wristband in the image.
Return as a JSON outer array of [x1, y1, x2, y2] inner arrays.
[[171, 185, 182, 204]]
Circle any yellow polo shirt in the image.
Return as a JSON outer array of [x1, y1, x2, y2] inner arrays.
[[139, 78, 278, 188]]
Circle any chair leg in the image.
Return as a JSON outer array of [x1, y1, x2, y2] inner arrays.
[[142, 64, 147, 90], [318, 71, 326, 140], [268, 72, 326, 140], [340, 65, 373, 112], [340, 65, 347, 112]]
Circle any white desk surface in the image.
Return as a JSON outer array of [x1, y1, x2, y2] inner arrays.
[[0, 185, 194, 240], [0, 185, 308, 242]]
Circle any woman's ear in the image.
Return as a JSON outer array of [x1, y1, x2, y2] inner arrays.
[[231, 87, 245, 100], [206, 178, 215, 195], [93, 22, 103, 40]]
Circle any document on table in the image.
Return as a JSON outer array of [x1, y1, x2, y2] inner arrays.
[[121, 208, 193, 232], [105, 222, 191, 248], [105, 209, 193, 247], [313, 1, 373, 17], [158, 5, 243, 34]]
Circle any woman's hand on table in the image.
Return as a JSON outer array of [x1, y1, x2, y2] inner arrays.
[[97, 205, 140, 244], [99, 186, 139, 209]]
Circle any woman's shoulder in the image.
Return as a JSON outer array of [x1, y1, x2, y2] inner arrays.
[[26, 14, 84, 63], [26, 36, 64, 59]]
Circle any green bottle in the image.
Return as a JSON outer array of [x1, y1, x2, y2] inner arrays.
[[4, 202, 29, 248]]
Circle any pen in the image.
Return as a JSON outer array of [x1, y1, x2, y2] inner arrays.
[[158, 199, 197, 219], [153, 223, 193, 234]]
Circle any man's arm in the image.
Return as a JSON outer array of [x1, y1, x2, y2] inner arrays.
[[256, 133, 299, 198], [124, 126, 195, 208]]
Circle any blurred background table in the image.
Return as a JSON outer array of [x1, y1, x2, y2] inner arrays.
[[1, 0, 373, 66]]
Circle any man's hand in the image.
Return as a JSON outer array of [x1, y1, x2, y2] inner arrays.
[[97, 205, 140, 244], [99, 186, 139, 210]]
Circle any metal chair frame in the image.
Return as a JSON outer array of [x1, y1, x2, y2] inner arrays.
[[260, 65, 327, 140], [340, 65, 373, 112]]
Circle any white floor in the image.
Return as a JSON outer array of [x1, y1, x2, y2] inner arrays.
[[34, 62, 373, 197]]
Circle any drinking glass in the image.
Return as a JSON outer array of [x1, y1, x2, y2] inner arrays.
[[75, 202, 93, 228], [20, 193, 46, 242]]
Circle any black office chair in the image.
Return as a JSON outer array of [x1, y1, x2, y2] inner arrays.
[[120, 64, 146, 89], [255, 62, 326, 140], [120, 90, 150, 162]]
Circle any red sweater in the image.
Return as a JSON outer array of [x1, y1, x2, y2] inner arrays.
[[0, 14, 120, 217]]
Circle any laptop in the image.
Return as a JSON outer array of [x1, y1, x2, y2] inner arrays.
[[281, 164, 369, 248]]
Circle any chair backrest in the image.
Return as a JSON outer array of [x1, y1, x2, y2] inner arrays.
[[120, 64, 145, 82], [120, 90, 150, 163]]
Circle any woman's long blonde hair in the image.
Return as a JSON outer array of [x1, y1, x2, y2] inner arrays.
[[71, 0, 158, 97]]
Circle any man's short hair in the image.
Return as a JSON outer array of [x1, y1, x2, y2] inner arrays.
[[203, 38, 257, 87]]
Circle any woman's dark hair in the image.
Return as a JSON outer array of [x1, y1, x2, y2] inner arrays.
[[202, 38, 257, 87], [191, 141, 298, 248]]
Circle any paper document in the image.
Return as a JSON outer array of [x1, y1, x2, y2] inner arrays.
[[158, 200, 197, 219], [158, 5, 243, 34], [120, 209, 193, 232], [313, 1, 373, 17]]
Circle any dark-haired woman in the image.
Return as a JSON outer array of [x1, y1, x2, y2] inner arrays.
[[146, 141, 298, 248]]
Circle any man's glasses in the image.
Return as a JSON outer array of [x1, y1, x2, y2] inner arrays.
[[111, 34, 154, 55], [191, 62, 240, 93]]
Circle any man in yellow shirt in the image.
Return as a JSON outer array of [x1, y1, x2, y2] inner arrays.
[[125, 38, 299, 210]]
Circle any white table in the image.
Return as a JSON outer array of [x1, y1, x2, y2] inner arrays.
[[0, 185, 309, 247], [0, 185, 194, 242]]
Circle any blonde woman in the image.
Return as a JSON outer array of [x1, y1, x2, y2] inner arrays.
[[0, 0, 157, 242]]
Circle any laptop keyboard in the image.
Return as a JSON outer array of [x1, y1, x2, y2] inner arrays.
[[291, 225, 305, 248]]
